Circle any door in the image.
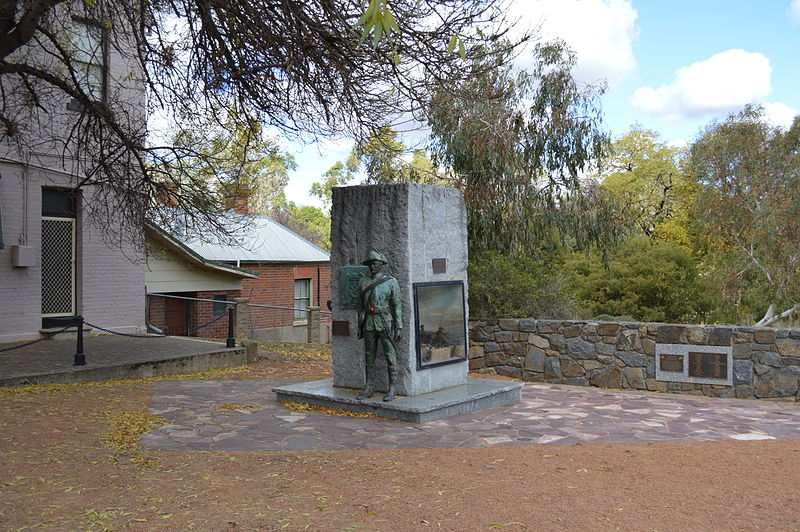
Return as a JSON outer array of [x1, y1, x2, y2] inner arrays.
[[41, 189, 77, 328], [164, 297, 188, 335]]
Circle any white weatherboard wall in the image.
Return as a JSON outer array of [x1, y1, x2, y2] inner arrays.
[[330, 183, 469, 396], [145, 242, 243, 293]]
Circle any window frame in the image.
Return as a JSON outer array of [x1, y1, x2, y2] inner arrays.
[[69, 17, 108, 103], [294, 278, 311, 322]]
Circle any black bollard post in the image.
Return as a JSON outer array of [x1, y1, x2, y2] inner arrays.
[[74, 315, 86, 366], [226, 306, 235, 348]]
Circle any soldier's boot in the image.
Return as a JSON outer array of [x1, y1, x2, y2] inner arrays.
[[383, 366, 397, 402], [356, 365, 376, 400]]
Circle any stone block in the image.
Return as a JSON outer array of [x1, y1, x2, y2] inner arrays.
[[783, 356, 800, 366], [753, 363, 772, 376], [733, 360, 753, 384], [646, 357, 655, 378], [468, 344, 484, 359], [596, 342, 616, 356], [709, 387, 736, 398], [470, 328, 489, 342], [566, 337, 596, 359], [549, 334, 565, 351], [709, 327, 734, 346], [508, 356, 523, 368], [579, 359, 605, 372], [791, 330, 800, 340], [468, 358, 485, 370], [754, 329, 777, 344], [617, 351, 646, 367], [735, 385, 755, 399], [591, 367, 623, 389], [560, 357, 585, 377], [757, 351, 783, 368], [733, 343, 754, 359], [687, 327, 708, 345], [537, 321, 558, 334], [656, 325, 686, 344], [645, 379, 668, 392], [597, 323, 622, 336], [733, 330, 753, 343], [507, 342, 527, 357], [776, 340, 800, 357], [525, 347, 545, 372], [518, 318, 537, 332], [514, 332, 526, 342], [563, 325, 582, 338], [485, 352, 507, 367], [493, 331, 515, 343], [755, 369, 799, 398], [528, 334, 550, 349], [597, 355, 615, 365], [776, 329, 790, 338], [498, 319, 519, 331], [623, 367, 646, 389], [495, 366, 523, 379], [617, 329, 641, 351], [484, 341, 502, 353], [642, 338, 656, 355], [544, 357, 562, 379], [522, 371, 543, 382], [582, 324, 598, 336]]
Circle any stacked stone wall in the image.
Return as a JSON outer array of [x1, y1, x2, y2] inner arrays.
[[469, 319, 800, 401]]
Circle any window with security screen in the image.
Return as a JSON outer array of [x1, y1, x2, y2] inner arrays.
[[294, 279, 310, 320]]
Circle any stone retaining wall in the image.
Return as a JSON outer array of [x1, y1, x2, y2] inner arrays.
[[468, 319, 800, 401]]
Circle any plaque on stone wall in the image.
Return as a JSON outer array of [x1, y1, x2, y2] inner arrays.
[[338, 266, 369, 310], [688, 351, 728, 379], [659, 354, 684, 373], [432, 258, 447, 274], [414, 281, 467, 370], [332, 320, 350, 336]]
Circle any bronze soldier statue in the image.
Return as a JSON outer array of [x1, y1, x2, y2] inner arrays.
[[356, 250, 402, 401]]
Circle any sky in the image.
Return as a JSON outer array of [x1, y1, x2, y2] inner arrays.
[[280, 0, 800, 207]]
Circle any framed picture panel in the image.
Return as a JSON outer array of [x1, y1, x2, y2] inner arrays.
[[413, 281, 468, 370]]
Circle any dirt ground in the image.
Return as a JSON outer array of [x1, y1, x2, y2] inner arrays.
[[2, 343, 800, 531]]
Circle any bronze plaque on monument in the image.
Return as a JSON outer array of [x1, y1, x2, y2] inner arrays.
[[332, 320, 350, 336], [688, 351, 727, 379], [659, 354, 684, 373], [432, 258, 447, 274]]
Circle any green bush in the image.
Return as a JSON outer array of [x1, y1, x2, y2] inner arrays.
[[468, 251, 575, 319], [562, 238, 716, 323]]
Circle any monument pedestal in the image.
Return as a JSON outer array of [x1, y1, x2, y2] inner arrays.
[[273, 378, 521, 423], [274, 183, 522, 422]]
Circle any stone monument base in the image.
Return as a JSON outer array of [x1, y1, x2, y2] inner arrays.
[[273, 379, 523, 423]]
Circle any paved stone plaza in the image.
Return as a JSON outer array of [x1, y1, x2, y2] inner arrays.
[[141, 380, 800, 451]]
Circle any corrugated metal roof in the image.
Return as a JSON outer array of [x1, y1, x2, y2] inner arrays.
[[176, 213, 330, 264]]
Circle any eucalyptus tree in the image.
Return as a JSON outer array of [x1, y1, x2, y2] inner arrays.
[[427, 41, 620, 257], [690, 105, 800, 326], [1, 0, 519, 246]]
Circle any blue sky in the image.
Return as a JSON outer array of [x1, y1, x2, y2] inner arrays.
[[282, 0, 800, 207]]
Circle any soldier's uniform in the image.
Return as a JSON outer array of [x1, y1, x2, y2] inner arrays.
[[356, 250, 402, 401]]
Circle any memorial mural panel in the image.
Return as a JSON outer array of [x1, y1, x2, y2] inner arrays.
[[414, 281, 467, 369]]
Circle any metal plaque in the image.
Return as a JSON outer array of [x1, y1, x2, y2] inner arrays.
[[432, 258, 447, 274], [659, 354, 684, 373], [689, 351, 728, 379], [338, 266, 368, 310], [332, 320, 350, 336]]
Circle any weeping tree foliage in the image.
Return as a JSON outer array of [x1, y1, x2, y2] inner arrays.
[[428, 41, 621, 257], [1, 0, 520, 247], [689, 105, 800, 326]]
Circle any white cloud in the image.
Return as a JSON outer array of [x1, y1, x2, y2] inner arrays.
[[762, 102, 798, 129], [512, 0, 638, 88], [788, 0, 800, 25], [631, 49, 773, 121]]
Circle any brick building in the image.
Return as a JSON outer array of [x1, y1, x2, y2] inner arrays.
[[146, 214, 331, 342]]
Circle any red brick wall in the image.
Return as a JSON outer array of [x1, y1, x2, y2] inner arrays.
[[146, 289, 241, 338], [239, 262, 331, 329]]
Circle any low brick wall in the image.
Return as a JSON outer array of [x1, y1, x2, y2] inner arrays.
[[468, 319, 800, 401]]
